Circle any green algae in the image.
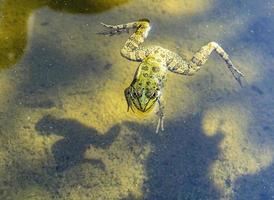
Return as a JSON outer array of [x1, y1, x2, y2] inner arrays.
[[0, 0, 130, 69]]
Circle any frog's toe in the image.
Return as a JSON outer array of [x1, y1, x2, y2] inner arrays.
[[161, 118, 165, 132], [97, 30, 119, 36], [100, 22, 114, 28], [155, 118, 160, 133], [98, 22, 128, 36], [231, 66, 244, 87], [155, 117, 165, 133]]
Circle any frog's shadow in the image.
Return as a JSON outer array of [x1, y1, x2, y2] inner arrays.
[[123, 114, 224, 200], [35, 115, 120, 172], [35, 113, 223, 199]]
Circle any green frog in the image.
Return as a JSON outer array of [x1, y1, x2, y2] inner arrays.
[[100, 19, 243, 133]]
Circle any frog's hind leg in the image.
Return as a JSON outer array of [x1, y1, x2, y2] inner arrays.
[[189, 42, 244, 86], [167, 42, 244, 85], [100, 19, 152, 61]]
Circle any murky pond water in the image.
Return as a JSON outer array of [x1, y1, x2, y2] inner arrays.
[[0, 0, 274, 199]]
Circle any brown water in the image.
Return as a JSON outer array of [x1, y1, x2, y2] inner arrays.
[[0, 0, 274, 199]]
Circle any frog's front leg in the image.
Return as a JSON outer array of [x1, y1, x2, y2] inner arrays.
[[167, 42, 244, 86], [156, 99, 165, 133]]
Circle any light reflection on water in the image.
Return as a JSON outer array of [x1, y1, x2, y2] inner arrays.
[[0, 0, 274, 199]]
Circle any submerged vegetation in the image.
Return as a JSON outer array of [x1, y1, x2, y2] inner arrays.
[[0, 0, 130, 69]]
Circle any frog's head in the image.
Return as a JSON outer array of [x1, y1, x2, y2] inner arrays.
[[124, 84, 160, 113]]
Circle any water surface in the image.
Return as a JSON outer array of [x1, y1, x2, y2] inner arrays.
[[0, 0, 274, 199]]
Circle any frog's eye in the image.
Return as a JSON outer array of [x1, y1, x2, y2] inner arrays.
[[124, 88, 131, 98], [132, 91, 138, 98], [151, 92, 157, 99], [124, 87, 135, 112]]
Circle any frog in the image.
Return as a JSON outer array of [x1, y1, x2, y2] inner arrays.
[[99, 19, 243, 133]]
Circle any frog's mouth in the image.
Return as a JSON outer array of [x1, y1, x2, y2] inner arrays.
[[124, 86, 157, 113]]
